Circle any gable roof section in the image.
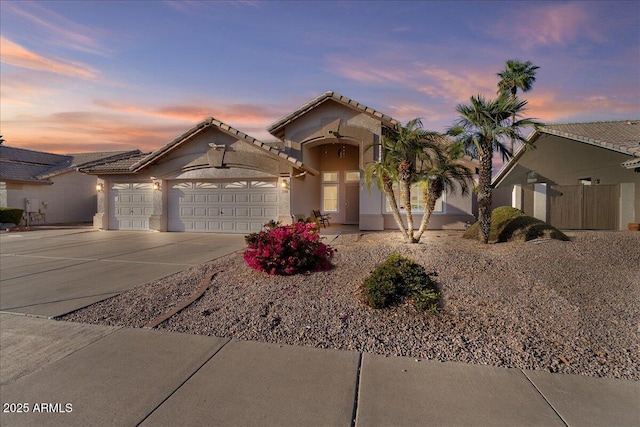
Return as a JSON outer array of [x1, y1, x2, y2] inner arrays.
[[493, 120, 640, 186], [124, 117, 314, 174], [267, 91, 398, 140], [0, 145, 140, 183], [540, 120, 640, 157]]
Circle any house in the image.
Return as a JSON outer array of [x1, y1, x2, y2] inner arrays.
[[80, 91, 477, 233], [0, 145, 141, 225], [492, 120, 640, 230]]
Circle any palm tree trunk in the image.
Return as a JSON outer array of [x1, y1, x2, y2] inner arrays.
[[416, 180, 442, 241], [477, 149, 493, 244], [400, 179, 415, 242], [383, 177, 408, 239]]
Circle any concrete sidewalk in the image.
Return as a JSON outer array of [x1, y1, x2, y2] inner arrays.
[[1, 314, 638, 427]]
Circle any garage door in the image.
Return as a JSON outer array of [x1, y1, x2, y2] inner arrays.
[[168, 180, 278, 233], [109, 183, 153, 230]]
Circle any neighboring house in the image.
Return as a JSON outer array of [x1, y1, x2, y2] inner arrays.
[[80, 91, 477, 233], [0, 145, 141, 225], [492, 120, 640, 230]]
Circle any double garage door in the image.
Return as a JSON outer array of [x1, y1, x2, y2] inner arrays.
[[109, 180, 278, 233]]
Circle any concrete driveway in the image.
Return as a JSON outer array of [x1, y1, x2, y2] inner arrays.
[[0, 229, 246, 317]]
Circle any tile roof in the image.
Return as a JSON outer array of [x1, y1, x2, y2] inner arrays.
[[78, 151, 149, 173], [267, 91, 398, 139], [539, 120, 640, 157], [123, 117, 317, 175], [0, 145, 141, 182], [0, 145, 69, 166], [492, 119, 640, 186]]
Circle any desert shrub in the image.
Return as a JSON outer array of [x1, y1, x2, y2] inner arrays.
[[244, 221, 335, 275], [464, 206, 568, 243], [0, 207, 24, 225], [362, 253, 440, 312]]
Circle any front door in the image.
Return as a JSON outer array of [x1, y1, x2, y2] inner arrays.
[[344, 184, 359, 224]]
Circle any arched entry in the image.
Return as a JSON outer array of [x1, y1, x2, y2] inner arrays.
[[311, 142, 360, 224]]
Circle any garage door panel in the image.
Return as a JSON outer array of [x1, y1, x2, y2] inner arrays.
[[220, 207, 234, 216], [235, 194, 249, 203], [109, 184, 153, 231], [168, 180, 278, 233], [194, 207, 207, 216], [221, 194, 234, 203]]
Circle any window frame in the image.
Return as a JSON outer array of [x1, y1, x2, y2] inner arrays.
[[384, 183, 446, 214]]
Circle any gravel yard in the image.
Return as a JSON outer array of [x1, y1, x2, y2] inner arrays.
[[61, 230, 640, 381]]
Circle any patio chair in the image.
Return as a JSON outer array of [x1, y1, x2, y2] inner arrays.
[[313, 210, 331, 228]]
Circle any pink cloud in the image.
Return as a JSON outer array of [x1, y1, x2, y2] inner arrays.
[[525, 90, 639, 123], [94, 99, 290, 130], [0, 37, 98, 79], [415, 65, 497, 102], [327, 55, 413, 85], [494, 2, 605, 49], [3, 2, 108, 55]]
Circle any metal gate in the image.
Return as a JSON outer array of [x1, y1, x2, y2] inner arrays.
[[549, 184, 619, 229]]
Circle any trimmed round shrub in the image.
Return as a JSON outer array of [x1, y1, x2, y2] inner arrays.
[[243, 220, 335, 275], [362, 253, 441, 312], [464, 206, 569, 243]]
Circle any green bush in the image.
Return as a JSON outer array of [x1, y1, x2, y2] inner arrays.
[[362, 254, 441, 312], [464, 206, 569, 243], [0, 207, 24, 225]]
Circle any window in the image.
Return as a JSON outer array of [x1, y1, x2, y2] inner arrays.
[[251, 181, 276, 188], [345, 171, 360, 182], [323, 185, 338, 212], [223, 181, 248, 189], [323, 171, 338, 182], [385, 183, 445, 213]]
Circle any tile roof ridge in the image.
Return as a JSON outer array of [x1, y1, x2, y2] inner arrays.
[[543, 119, 640, 126]]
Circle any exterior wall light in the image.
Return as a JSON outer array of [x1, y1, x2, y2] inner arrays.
[[96, 182, 104, 192], [153, 182, 161, 191], [280, 179, 289, 190]]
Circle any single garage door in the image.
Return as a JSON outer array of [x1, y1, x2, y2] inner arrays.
[[109, 183, 153, 230], [168, 180, 278, 233]]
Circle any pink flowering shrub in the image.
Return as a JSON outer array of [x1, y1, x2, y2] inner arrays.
[[243, 220, 335, 275]]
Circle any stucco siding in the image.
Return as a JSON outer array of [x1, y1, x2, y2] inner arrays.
[[497, 136, 638, 187], [4, 172, 97, 224], [496, 135, 639, 223]]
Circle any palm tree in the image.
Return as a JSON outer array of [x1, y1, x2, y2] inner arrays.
[[364, 141, 407, 238], [414, 140, 473, 241], [450, 93, 541, 244], [497, 59, 539, 153], [365, 119, 471, 243]]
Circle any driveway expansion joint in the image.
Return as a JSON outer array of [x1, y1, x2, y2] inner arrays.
[[520, 369, 570, 427]]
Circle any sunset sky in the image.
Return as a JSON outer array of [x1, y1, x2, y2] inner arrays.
[[1, 0, 639, 154]]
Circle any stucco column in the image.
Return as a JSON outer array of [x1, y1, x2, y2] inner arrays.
[[149, 180, 167, 231], [512, 184, 523, 210], [533, 183, 548, 222], [93, 179, 108, 229], [619, 182, 635, 230], [278, 176, 293, 224]]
